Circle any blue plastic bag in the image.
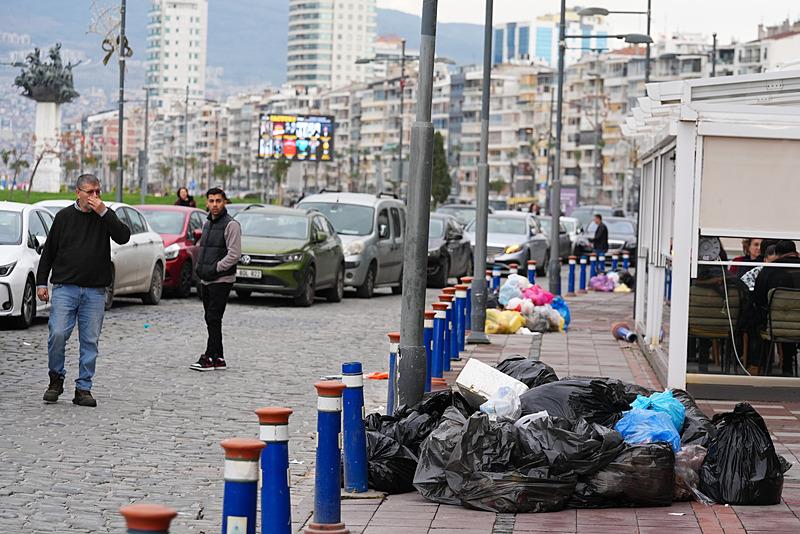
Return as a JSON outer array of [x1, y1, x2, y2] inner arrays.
[[498, 283, 522, 306], [631, 389, 686, 434], [550, 296, 571, 330], [615, 408, 681, 452]]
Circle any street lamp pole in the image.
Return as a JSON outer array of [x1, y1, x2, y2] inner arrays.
[[116, 0, 127, 202], [712, 32, 717, 77], [397, 0, 438, 408], [141, 87, 149, 205], [645, 0, 652, 83], [548, 0, 567, 295], [467, 0, 493, 345], [398, 38, 406, 188], [183, 84, 189, 187]]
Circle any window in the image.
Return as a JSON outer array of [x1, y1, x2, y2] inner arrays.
[[390, 207, 402, 238], [190, 212, 205, 235], [377, 209, 390, 240], [28, 211, 48, 240], [121, 208, 146, 234], [38, 210, 54, 233]]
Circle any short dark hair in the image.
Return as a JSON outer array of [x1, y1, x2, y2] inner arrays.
[[764, 244, 778, 257], [206, 187, 227, 199], [594, 213, 603, 221], [76, 174, 100, 190], [775, 240, 797, 256]]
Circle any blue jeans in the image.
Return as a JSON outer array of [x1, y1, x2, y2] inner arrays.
[[48, 284, 106, 391]]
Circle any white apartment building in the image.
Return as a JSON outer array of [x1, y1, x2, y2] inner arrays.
[[145, 0, 208, 108], [287, 0, 377, 90]]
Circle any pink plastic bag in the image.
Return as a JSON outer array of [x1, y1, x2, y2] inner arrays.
[[522, 284, 554, 306]]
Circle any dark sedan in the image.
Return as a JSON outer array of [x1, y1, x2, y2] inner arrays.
[[427, 213, 473, 288], [574, 216, 637, 262]]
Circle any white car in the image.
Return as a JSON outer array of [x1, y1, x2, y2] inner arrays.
[[35, 199, 166, 309], [0, 201, 55, 328]]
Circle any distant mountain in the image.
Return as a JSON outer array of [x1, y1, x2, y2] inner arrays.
[[0, 2, 483, 96]]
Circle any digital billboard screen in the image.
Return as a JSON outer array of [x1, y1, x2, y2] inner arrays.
[[258, 113, 335, 162]]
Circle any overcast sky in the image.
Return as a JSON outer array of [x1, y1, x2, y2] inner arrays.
[[377, 1, 800, 44]]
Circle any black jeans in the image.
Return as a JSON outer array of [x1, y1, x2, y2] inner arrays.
[[200, 282, 233, 358]]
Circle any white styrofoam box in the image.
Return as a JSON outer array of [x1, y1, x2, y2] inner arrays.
[[455, 358, 529, 409]]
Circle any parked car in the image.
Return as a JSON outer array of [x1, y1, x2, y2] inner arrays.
[[573, 216, 638, 262], [465, 210, 548, 275], [427, 213, 472, 288], [225, 203, 265, 218], [137, 205, 206, 297], [560, 216, 581, 254], [435, 203, 492, 226], [536, 215, 573, 261], [34, 199, 165, 309], [0, 202, 55, 328], [297, 192, 406, 298], [232, 206, 344, 306], [570, 205, 625, 230]]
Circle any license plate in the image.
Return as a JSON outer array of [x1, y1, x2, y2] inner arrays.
[[237, 268, 262, 279]]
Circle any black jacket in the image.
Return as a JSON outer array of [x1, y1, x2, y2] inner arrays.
[[593, 222, 609, 252], [753, 254, 800, 321], [195, 209, 236, 282]]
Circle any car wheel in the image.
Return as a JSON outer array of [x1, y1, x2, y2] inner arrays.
[[141, 265, 163, 305], [236, 289, 252, 299], [104, 269, 115, 311], [176, 261, 193, 298], [356, 262, 376, 298], [294, 266, 316, 307], [12, 277, 35, 329], [324, 264, 345, 302], [431, 255, 449, 289]]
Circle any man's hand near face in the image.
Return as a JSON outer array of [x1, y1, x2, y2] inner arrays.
[[87, 195, 106, 215]]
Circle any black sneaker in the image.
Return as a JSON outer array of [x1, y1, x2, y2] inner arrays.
[[72, 388, 97, 407], [189, 355, 215, 371], [43, 371, 64, 403], [213, 357, 227, 371]]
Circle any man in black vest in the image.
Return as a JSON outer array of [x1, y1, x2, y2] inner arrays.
[[190, 187, 242, 371]]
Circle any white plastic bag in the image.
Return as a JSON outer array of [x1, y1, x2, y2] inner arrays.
[[479, 386, 522, 422], [514, 410, 550, 429]]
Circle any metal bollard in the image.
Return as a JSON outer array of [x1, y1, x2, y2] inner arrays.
[[611, 322, 637, 342], [589, 254, 597, 278], [221, 437, 264, 534], [256, 407, 293, 534], [599, 253, 606, 273], [306, 381, 348, 534], [438, 294, 456, 368], [508, 263, 518, 277], [423, 310, 436, 392], [491, 265, 501, 292], [460, 276, 473, 333], [566, 256, 577, 296], [431, 302, 448, 385], [120, 504, 177, 534], [455, 284, 469, 352], [578, 256, 588, 293], [342, 362, 368, 493], [611, 254, 619, 271], [386, 332, 399, 415], [527, 260, 536, 285], [665, 266, 672, 302], [622, 252, 630, 270]]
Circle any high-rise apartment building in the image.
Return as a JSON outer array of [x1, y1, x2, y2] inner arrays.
[[145, 0, 208, 108], [287, 0, 376, 89]]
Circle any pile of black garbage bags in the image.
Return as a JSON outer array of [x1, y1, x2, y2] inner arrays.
[[361, 356, 792, 512]]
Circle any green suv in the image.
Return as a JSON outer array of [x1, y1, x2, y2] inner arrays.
[[233, 206, 344, 306]]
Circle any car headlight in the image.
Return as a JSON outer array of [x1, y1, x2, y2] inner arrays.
[[0, 261, 16, 277], [280, 252, 304, 263], [504, 244, 522, 254], [164, 243, 180, 260], [343, 241, 365, 256]]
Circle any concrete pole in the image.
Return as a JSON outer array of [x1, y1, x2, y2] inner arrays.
[[467, 0, 493, 345], [397, 0, 438, 408], [116, 0, 127, 202], [399, 38, 406, 186], [183, 84, 189, 187], [593, 77, 601, 202], [548, 0, 567, 295], [711, 32, 717, 77]]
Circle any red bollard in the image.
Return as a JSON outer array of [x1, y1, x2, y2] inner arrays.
[[120, 504, 177, 534]]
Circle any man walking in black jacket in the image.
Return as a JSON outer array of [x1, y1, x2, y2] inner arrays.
[[190, 187, 242, 371], [37, 174, 131, 406], [592, 213, 609, 256]]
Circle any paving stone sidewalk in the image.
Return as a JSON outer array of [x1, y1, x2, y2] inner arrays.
[[323, 291, 800, 534]]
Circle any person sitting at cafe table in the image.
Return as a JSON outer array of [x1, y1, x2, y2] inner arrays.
[[729, 238, 762, 277]]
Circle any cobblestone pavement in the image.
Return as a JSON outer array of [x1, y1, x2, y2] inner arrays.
[[0, 286, 429, 533]]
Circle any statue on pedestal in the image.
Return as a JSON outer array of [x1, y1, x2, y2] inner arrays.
[[13, 43, 80, 104]]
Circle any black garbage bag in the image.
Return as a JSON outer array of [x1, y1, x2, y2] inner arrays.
[[516, 416, 625, 477], [699, 402, 792, 505], [495, 356, 559, 388], [444, 413, 576, 513], [364, 431, 418, 494], [672, 388, 716, 448], [519, 379, 630, 427], [565, 376, 653, 404], [569, 443, 676, 508], [618, 270, 635, 290], [413, 407, 469, 505]]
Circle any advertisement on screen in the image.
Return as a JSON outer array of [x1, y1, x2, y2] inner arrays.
[[257, 113, 335, 162]]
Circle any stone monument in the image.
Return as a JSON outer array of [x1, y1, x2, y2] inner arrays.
[[14, 43, 80, 192]]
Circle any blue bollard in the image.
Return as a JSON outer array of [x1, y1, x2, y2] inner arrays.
[[622, 252, 630, 271], [431, 302, 448, 382], [611, 254, 619, 271], [439, 294, 456, 368], [342, 362, 368, 493], [386, 332, 399, 415], [460, 276, 473, 335], [306, 382, 348, 534], [567, 256, 576, 296], [508, 263, 519, 277], [589, 254, 597, 278], [579, 256, 588, 293], [221, 437, 264, 534], [256, 407, 293, 534], [491, 265, 501, 293], [599, 254, 606, 273], [120, 504, 177, 534], [527, 260, 536, 285], [455, 284, 469, 352], [423, 310, 435, 392]]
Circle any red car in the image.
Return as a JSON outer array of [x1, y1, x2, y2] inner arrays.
[[138, 205, 206, 297]]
